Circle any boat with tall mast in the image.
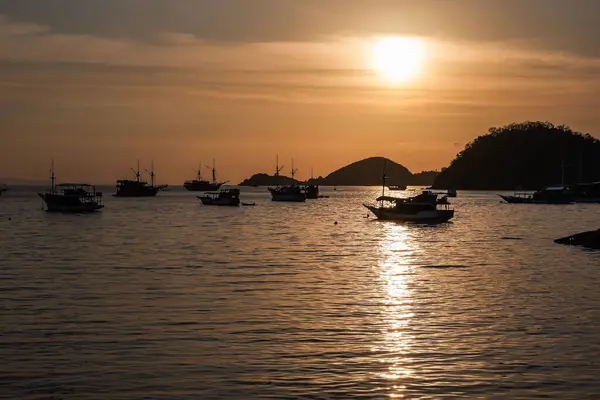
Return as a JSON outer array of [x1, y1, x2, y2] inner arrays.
[[303, 167, 319, 199], [38, 160, 104, 212], [364, 160, 454, 222], [268, 157, 307, 202], [184, 159, 227, 191], [114, 160, 167, 197]]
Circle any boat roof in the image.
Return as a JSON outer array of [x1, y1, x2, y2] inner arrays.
[[545, 186, 567, 191]]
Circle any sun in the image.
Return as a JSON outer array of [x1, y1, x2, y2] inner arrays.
[[371, 37, 425, 84]]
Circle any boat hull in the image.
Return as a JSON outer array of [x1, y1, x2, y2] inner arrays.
[[364, 204, 454, 222], [113, 188, 160, 197], [39, 193, 104, 213], [268, 187, 307, 202], [198, 196, 240, 206], [270, 193, 307, 202]]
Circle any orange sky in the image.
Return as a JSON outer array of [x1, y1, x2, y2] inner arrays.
[[1, 1, 600, 184]]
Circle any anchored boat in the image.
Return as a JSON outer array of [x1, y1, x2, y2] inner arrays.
[[184, 159, 227, 191], [364, 160, 454, 222], [498, 186, 573, 204], [197, 188, 240, 206], [114, 160, 167, 197], [268, 158, 307, 202], [38, 161, 103, 212]]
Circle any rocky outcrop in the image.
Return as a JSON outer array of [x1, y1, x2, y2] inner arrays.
[[554, 229, 600, 250]]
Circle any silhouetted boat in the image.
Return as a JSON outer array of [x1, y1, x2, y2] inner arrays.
[[569, 182, 600, 203], [197, 188, 240, 206], [365, 191, 454, 222], [114, 161, 166, 197], [499, 186, 573, 204], [364, 160, 454, 222], [38, 161, 103, 212], [304, 184, 319, 199], [0, 185, 7, 197], [303, 168, 320, 199], [242, 202, 256, 206], [388, 184, 407, 191], [268, 158, 307, 202], [184, 159, 226, 191]]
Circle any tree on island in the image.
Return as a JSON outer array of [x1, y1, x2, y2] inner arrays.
[[432, 121, 600, 190]]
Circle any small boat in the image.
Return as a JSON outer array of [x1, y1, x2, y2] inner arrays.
[[38, 161, 103, 212], [184, 159, 227, 191], [318, 195, 330, 198], [388, 184, 407, 191], [568, 182, 600, 203], [364, 160, 453, 222], [499, 186, 573, 204], [268, 158, 307, 202], [0, 185, 7, 198], [114, 160, 167, 197], [197, 188, 240, 206], [304, 184, 319, 199], [242, 202, 256, 206]]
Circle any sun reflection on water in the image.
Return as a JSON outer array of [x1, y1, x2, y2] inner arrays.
[[376, 223, 418, 396]]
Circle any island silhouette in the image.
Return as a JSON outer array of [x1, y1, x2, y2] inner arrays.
[[432, 121, 600, 190], [239, 157, 439, 187]]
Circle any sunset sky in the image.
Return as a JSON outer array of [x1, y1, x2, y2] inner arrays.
[[1, 0, 600, 184]]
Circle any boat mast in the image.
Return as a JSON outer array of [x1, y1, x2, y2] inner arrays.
[[381, 159, 388, 204], [50, 158, 55, 191], [291, 158, 298, 182], [131, 160, 141, 182], [212, 159, 216, 184], [196, 160, 202, 181], [149, 160, 155, 187], [274, 154, 283, 177]]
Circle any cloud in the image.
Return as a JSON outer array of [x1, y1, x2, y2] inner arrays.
[[1, 0, 600, 57]]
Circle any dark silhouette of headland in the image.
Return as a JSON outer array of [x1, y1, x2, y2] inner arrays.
[[239, 157, 439, 186], [432, 121, 600, 190], [555, 228, 600, 250]]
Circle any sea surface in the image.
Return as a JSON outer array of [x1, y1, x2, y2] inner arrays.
[[1, 186, 599, 399]]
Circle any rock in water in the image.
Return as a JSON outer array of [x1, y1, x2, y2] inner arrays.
[[555, 229, 600, 250]]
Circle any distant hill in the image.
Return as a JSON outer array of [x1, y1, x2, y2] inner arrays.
[[238, 157, 439, 186], [239, 173, 299, 186], [411, 170, 439, 186], [321, 157, 412, 186], [432, 121, 600, 190]]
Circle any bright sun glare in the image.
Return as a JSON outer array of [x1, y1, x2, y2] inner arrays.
[[371, 37, 425, 84]]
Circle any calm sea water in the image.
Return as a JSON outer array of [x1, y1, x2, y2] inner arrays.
[[1, 186, 599, 399]]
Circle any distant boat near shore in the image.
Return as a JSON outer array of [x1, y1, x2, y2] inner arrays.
[[499, 186, 573, 204], [114, 160, 167, 197], [268, 157, 307, 202], [184, 159, 227, 192]]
